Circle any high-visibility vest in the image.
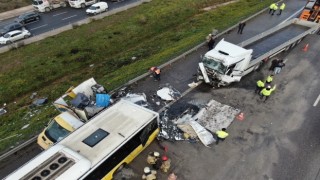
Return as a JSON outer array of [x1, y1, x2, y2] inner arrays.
[[280, 3, 285, 10], [273, 5, 278, 10], [256, 80, 265, 88], [270, 3, 275, 9], [266, 75, 273, 83], [261, 86, 276, 96], [216, 131, 229, 138]]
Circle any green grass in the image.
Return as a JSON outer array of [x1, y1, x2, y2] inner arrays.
[[0, 0, 30, 13], [0, 0, 273, 153]]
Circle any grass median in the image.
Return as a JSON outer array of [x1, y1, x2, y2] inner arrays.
[[0, 0, 273, 153]]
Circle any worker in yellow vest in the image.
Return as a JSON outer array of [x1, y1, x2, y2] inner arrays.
[[271, 3, 278, 15], [265, 74, 274, 86], [278, 3, 286, 15], [255, 80, 265, 94], [269, 3, 276, 14], [215, 128, 229, 145], [260, 85, 276, 102]]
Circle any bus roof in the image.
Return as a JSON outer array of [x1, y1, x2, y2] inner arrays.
[[4, 100, 159, 180], [59, 99, 158, 166]]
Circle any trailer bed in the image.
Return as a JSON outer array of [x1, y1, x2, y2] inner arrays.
[[244, 24, 309, 60]]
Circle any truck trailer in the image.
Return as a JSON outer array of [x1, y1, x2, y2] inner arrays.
[[197, 18, 320, 87]]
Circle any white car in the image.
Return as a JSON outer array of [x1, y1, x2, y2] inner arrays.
[[0, 29, 31, 45], [86, 2, 108, 15]]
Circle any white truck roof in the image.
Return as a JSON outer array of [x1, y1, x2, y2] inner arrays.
[[205, 39, 252, 66]]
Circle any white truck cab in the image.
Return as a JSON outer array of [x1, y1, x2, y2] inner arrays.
[[199, 39, 252, 86]]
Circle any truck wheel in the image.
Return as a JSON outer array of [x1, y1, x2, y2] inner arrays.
[[81, 3, 86, 8], [24, 35, 30, 39], [45, 7, 50, 12]]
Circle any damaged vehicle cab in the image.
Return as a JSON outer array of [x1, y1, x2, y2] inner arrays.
[[37, 111, 84, 150], [198, 39, 252, 87]]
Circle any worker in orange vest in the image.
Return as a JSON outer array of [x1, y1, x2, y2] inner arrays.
[[150, 66, 161, 81]]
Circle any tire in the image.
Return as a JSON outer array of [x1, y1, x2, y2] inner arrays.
[[24, 35, 29, 39], [36, 16, 40, 21], [45, 7, 50, 12], [61, 2, 67, 7], [81, 3, 86, 8], [6, 41, 12, 45]]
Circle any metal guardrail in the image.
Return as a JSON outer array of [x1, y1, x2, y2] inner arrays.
[[0, 3, 275, 161]]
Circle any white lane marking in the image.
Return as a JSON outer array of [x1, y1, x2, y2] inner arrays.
[[53, 12, 68, 17], [279, 6, 304, 25], [30, 24, 48, 31], [313, 94, 320, 107], [62, 15, 77, 20]]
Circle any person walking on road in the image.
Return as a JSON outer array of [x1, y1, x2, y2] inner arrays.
[[277, 3, 286, 15], [142, 167, 157, 180], [208, 36, 215, 50], [255, 80, 265, 94], [160, 155, 171, 173], [271, 3, 278, 15], [269, 3, 276, 14], [265, 74, 274, 86], [238, 21, 246, 34], [215, 128, 229, 145], [269, 58, 280, 71], [274, 60, 285, 74], [260, 84, 276, 102], [147, 151, 160, 165], [150, 67, 161, 81]]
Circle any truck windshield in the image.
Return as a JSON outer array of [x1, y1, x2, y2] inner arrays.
[[202, 56, 227, 74], [44, 120, 71, 143], [32, 0, 43, 5]]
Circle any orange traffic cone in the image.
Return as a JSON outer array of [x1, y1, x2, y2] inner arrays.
[[236, 112, 244, 121], [302, 44, 309, 52]]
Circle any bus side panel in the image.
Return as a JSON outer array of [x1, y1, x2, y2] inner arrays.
[[103, 128, 160, 180]]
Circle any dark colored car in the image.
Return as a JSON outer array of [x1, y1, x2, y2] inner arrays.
[[0, 22, 24, 36], [14, 12, 40, 25]]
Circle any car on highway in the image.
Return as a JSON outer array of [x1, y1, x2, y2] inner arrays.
[[86, 2, 108, 15], [0, 29, 31, 44], [0, 22, 24, 36], [14, 12, 41, 25]]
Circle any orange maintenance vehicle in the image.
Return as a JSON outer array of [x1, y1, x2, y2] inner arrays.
[[300, 0, 320, 22]]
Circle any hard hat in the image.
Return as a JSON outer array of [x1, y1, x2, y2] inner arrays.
[[162, 155, 168, 161], [267, 85, 271, 89], [144, 167, 151, 173], [153, 151, 160, 157], [209, 33, 212, 36]]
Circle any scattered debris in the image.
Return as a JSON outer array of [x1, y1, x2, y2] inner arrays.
[[158, 99, 239, 147], [89, 64, 94, 67], [121, 93, 148, 107], [157, 84, 181, 101], [30, 92, 37, 99], [187, 120, 215, 147], [0, 108, 7, 116], [158, 109, 185, 141], [21, 124, 30, 130], [32, 98, 48, 106], [188, 81, 201, 88], [193, 99, 240, 133]]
